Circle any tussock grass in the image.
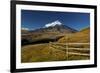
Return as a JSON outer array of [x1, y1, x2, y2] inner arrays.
[[21, 43, 90, 63], [21, 27, 90, 63], [21, 44, 66, 63], [58, 27, 90, 43]]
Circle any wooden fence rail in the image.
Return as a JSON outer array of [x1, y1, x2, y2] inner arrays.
[[49, 42, 90, 59]]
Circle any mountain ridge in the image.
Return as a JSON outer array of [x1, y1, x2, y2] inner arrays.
[[25, 20, 78, 34]]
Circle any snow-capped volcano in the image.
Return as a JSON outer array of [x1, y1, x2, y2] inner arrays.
[[26, 20, 78, 34], [44, 20, 62, 28]]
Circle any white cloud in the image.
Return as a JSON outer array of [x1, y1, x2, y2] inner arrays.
[[21, 27, 29, 30]]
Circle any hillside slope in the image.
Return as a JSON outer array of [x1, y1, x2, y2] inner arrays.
[[58, 27, 90, 43]]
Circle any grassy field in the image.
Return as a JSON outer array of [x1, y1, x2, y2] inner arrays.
[[21, 42, 90, 63], [21, 27, 90, 63], [58, 27, 90, 43]]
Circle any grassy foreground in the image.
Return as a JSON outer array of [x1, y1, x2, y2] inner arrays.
[[21, 43, 90, 63], [21, 27, 90, 63]]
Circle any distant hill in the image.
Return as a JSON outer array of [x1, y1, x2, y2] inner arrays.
[[58, 27, 90, 43], [21, 28, 29, 34]]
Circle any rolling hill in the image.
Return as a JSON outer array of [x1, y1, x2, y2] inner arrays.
[[58, 27, 90, 43]]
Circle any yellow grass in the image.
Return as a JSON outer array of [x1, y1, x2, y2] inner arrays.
[[21, 27, 90, 63], [58, 27, 90, 43], [21, 43, 90, 63]]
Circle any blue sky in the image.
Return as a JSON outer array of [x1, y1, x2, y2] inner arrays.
[[21, 10, 90, 31]]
